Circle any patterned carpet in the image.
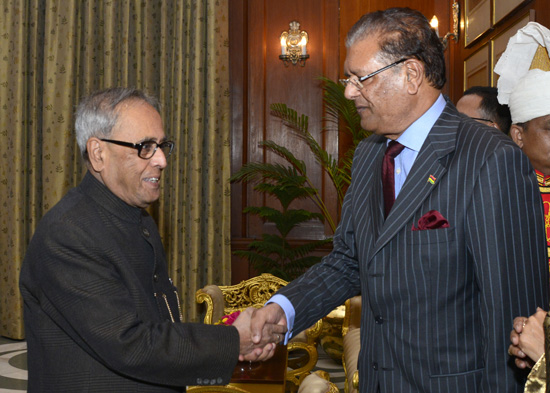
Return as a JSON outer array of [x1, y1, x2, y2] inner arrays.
[[312, 346, 346, 392], [0, 337, 26, 392], [0, 337, 344, 393]]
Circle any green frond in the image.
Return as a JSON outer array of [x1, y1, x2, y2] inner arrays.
[[270, 103, 309, 134], [243, 206, 284, 220], [244, 235, 293, 259], [319, 76, 368, 143], [260, 140, 307, 174], [254, 183, 317, 209], [245, 207, 324, 237], [273, 211, 324, 237], [287, 238, 333, 258], [234, 234, 332, 280], [229, 162, 303, 184]]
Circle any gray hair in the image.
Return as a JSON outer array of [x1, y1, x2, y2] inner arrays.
[[345, 8, 446, 90], [75, 87, 161, 161]]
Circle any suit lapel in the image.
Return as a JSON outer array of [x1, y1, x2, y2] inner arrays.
[[370, 102, 461, 257], [367, 139, 386, 240]]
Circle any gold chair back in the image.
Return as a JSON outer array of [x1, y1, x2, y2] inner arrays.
[[195, 273, 323, 392]]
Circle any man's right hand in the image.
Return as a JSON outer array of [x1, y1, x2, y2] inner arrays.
[[250, 303, 287, 345], [233, 306, 287, 362]]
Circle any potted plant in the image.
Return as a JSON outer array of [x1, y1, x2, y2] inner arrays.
[[230, 77, 369, 280]]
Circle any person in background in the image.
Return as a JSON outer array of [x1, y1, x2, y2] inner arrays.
[[19, 87, 284, 392], [506, 69, 550, 391], [456, 85, 512, 134], [248, 8, 547, 393], [493, 20, 550, 393]]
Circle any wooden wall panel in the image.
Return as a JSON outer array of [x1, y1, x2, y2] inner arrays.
[[450, 0, 550, 104], [254, 0, 333, 240], [230, 0, 340, 283]]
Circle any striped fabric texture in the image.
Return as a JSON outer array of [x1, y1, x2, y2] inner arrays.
[[278, 99, 549, 393]]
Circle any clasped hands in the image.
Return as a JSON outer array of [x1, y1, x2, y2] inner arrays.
[[232, 303, 287, 362], [508, 307, 547, 369]]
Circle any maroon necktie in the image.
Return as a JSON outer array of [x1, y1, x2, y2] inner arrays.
[[382, 140, 405, 217]]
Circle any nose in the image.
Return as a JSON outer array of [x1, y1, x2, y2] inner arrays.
[[344, 84, 361, 100], [150, 147, 168, 169]]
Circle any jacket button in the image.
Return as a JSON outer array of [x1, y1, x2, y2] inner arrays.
[[372, 362, 378, 370], [375, 315, 384, 324], [153, 274, 159, 282]]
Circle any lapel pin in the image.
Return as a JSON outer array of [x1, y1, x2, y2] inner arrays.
[[428, 175, 436, 184]]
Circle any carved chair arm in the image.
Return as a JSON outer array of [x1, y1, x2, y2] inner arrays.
[[286, 341, 319, 388], [195, 285, 224, 324]]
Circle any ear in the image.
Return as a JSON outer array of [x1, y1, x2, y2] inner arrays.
[[86, 137, 105, 173], [509, 124, 524, 148], [404, 59, 424, 95]]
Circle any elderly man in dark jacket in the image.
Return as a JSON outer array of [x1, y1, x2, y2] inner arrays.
[[19, 88, 284, 392]]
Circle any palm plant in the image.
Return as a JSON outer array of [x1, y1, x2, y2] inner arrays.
[[268, 76, 369, 231], [230, 161, 333, 281], [230, 77, 369, 280]]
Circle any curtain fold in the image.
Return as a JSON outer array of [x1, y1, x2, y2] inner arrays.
[[0, 0, 231, 340]]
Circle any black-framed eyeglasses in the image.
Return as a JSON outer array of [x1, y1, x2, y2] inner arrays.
[[100, 138, 175, 159], [339, 58, 408, 90]]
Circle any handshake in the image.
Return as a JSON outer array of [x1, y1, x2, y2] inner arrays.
[[232, 303, 288, 362]]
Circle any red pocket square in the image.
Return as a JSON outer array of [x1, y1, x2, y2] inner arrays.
[[411, 210, 450, 231]]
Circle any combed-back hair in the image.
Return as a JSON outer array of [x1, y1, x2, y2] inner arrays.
[[75, 87, 160, 161], [346, 7, 446, 89]]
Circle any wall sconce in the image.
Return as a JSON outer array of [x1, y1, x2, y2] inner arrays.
[[279, 21, 309, 67], [430, 0, 460, 50]]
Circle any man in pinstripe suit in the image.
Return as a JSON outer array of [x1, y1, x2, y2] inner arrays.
[[250, 8, 548, 392]]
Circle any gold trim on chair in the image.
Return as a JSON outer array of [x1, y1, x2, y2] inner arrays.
[[298, 370, 340, 393], [187, 386, 252, 393], [341, 296, 361, 393], [196, 274, 289, 324], [286, 341, 319, 387], [195, 274, 323, 392]]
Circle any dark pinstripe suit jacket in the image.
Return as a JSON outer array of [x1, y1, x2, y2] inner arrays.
[[20, 173, 239, 392], [277, 100, 549, 392]]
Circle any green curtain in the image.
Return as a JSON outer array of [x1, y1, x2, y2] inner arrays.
[[0, 0, 231, 340]]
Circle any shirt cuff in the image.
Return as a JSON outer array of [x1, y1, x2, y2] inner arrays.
[[266, 294, 295, 344]]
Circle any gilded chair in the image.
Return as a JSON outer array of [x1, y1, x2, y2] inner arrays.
[[297, 370, 339, 393], [196, 273, 323, 392], [341, 295, 361, 393]]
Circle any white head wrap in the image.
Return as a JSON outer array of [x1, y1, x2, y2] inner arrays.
[[507, 69, 550, 123], [494, 22, 550, 105]]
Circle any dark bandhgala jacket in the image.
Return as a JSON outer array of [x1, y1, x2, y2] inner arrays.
[[277, 99, 549, 392], [20, 172, 239, 392]]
